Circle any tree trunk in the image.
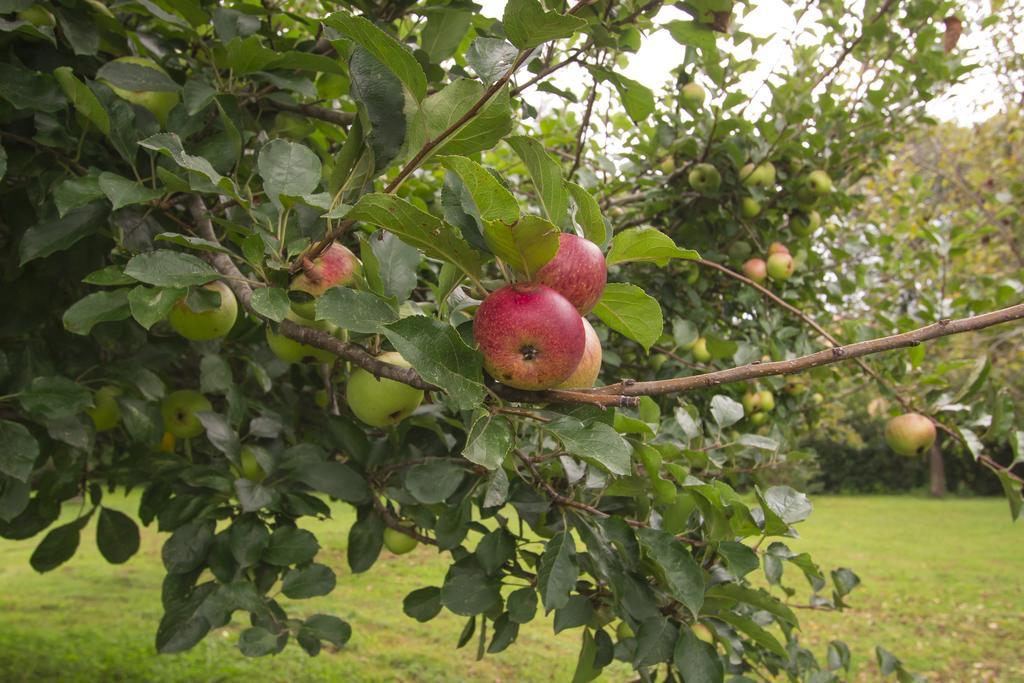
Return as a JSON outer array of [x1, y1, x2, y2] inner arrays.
[[929, 442, 948, 497]]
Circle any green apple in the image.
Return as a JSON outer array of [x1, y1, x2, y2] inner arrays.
[[742, 391, 761, 415], [161, 390, 212, 439], [266, 311, 339, 364], [691, 337, 711, 363], [168, 281, 238, 341], [688, 163, 721, 193], [767, 252, 795, 281], [345, 351, 424, 427], [383, 524, 419, 554], [884, 413, 936, 457], [758, 390, 775, 412], [238, 445, 266, 482], [17, 6, 56, 27], [789, 210, 821, 237], [680, 82, 705, 108], [649, 353, 669, 372], [660, 156, 676, 175], [314, 389, 330, 408], [750, 412, 767, 426], [98, 56, 180, 126], [616, 621, 635, 640], [87, 385, 122, 432], [804, 169, 833, 195], [741, 162, 775, 187], [812, 393, 824, 404], [728, 241, 752, 262], [784, 381, 807, 396], [740, 197, 761, 218]]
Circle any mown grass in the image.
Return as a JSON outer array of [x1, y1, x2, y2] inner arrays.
[[0, 495, 1020, 682]]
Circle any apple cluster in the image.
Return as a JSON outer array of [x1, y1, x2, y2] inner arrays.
[[742, 241, 795, 285], [742, 388, 776, 426], [473, 234, 606, 391]]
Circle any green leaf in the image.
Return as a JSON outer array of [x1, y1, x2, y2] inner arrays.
[[763, 485, 812, 524], [462, 411, 514, 470], [325, 14, 427, 101], [404, 460, 465, 504], [664, 20, 718, 51], [503, 0, 587, 49], [237, 627, 283, 657], [438, 156, 519, 223], [715, 612, 786, 657], [62, 289, 131, 335], [382, 315, 486, 410], [589, 67, 654, 122], [128, 286, 184, 331], [635, 617, 678, 667], [674, 628, 724, 682], [124, 250, 217, 288], [222, 36, 277, 74], [301, 614, 351, 647], [96, 173, 164, 211], [706, 583, 797, 626], [139, 133, 238, 197], [243, 287, 286, 323], [507, 586, 538, 624], [96, 60, 179, 92], [0, 143, 6, 182], [282, 563, 336, 599], [571, 629, 602, 683], [347, 510, 383, 573], [441, 558, 502, 616], [0, 420, 40, 482], [361, 231, 420, 303], [403, 586, 443, 622], [53, 67, 109, 136], [19, 202, 107, 265], [566, 182, 606, 246], [465, 37, 519, 84], [637, 528, 704, 617], [155, 233, 235, 255], [554, 595, 594, 634], [292, 462, 371, 505], [258, 139, 322, 207], [488, 613, 520, 653], [315, 287, 398, 334], [421, 8, 473, 63], [537, 532, 578, 612], [96, 507, 141, 564], [507, 136, 568, 226], [0, 63, 65, 112], [31, 518, 85, 572], [349, 47, 406, 174], [55, 175, 105, 217], [710, 395, 743, 428], [161, 519, 215, 574], [546, 417, 631, 475], [606, 227, 698, 266], [263, 526, 320, 566], [407, 79, 513, 158], [996, 470, 1023, 521], [19, 376, 91, 420], [348, 194, 483, 279], [592, 283, 663, 351], [483, 215, 560, 279]]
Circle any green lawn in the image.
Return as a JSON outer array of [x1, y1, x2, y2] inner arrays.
[[0, 496, 1020, 682]]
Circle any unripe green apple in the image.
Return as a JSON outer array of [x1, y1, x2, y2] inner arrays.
[[789, 210, 821, 237], [741, 162, 775, 187], [345, 351, 424, 427], [266, 311, 339, 364], [884, 413, 936, 457], [758, 390, 775, 412], [557, 318, 602, 388], [680, 82, 706, 108], [98, 56, 180, 126], [238, 445, 266, 482], [688, 163, 721, 193], [314, 389, 330, 408], [750, 411, 767, 426], [616, 621, 635, 640], [660, 156, 676, 175], [804, 169, 833, 195], [168, 281, 238, 341], [742, 391, 761, 415], [691, 337, 711, 363], [740, 197, 761, 218], [161, 390, 212, 439], [812, 393, 824, 404], [767, 252, 795, 281], [649, 353, 669, 372], [784, 381, 806, 396], [289, 242, 362, 319], [17, 6, 56, 27], [383, 524, 419, 555], [728, 241, 752, 262], [742, 258, 767, 284], [87, 385, 122, 432]]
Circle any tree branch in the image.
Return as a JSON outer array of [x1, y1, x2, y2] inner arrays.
[[265, 100, 355, 127]]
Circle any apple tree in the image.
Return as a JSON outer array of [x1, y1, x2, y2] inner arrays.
[[0, 0, 1021, 680]]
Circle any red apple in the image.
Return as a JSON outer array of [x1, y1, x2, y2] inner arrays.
[[767, 242, 789, 255], [557, 318, 602, 388], [534, 233, 607, 315], [289, 242, 361, 319], [474, 283, 585, 390], [742, 258, 767, 284]]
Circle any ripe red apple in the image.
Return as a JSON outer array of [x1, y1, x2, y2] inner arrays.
[[473, 283, 585, 390], [168, 281, 238, 341], [884, 413, 936, 456], [289, 242, 361, 319], [742, 258, 767, 284], [767, 252, 795, 281], [557, 318, 602, 388], [534, 233, 607, 315], [767, 241, 789, 255]]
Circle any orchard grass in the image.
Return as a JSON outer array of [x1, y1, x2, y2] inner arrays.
[[0, 495, 1020, 682]]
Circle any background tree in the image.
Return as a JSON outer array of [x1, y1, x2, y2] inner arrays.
[[0, 0, 1021, 681]]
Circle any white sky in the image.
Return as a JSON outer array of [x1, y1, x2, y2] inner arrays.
[[476, 0, 1003, 125]]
